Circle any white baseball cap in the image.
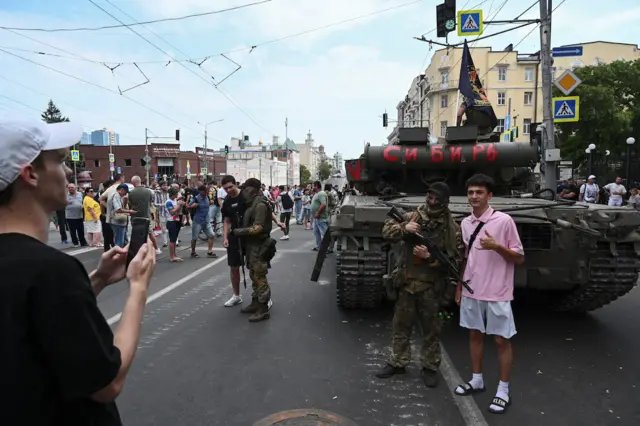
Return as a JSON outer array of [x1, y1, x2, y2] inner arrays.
[[588, 175, 596, 180], [0, 113, 83, 191]]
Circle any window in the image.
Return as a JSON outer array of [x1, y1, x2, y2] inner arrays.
[[440, 121, 448, 137], [440, 71, 449, 84], [124, 158, 132, 167], [523, 119, 532, 135], [498, 67, 507, 81], [524, 91, 533, 105], [497, 92, 506, 105], [525, 67, 534, 81], [93, 159, 100, 167], [496, 119, 505, 133], [440, 94, 448, 108]]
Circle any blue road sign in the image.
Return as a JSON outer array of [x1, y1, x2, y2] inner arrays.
[[117, 167, 122, 174], [457, 10, 483, 36], [552, 46, 583, 57], [552, 96, 580, 123], [504, 115, 511, 130]]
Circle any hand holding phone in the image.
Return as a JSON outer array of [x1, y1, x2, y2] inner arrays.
[[127, 217, 151, 269]]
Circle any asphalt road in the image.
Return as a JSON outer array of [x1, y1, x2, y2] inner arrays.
[[50, 223, 640, 426]]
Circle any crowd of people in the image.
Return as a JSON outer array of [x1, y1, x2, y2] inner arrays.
[[557, 175, 640, 208]]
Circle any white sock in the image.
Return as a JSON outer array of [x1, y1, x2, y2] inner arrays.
[[469, 373, 484, 389], [497, 380, 509, 398]]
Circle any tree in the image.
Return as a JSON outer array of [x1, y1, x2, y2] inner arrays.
[[554, 60, 640, 179], [300, 164, 311, 184], [41, 99, 70, 123], [318, 161, 332, 181]]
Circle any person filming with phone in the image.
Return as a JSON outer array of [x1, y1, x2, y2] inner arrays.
[[0, 114, 157, 426]]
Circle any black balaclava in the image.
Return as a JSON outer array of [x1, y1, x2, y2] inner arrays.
[[241, 178, 262, 202], [425, 181, 451, 219]]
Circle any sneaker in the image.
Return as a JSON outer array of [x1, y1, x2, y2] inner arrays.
[[155, 248, 162, 255], [73, 244, 80, 248], [224, 295, 243, 307], [267, 299, 273, 310], [280, 235, 289, 240]]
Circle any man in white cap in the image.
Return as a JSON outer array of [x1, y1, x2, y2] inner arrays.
[[579, 175, 599, 204], [0, 113, 156, 426]]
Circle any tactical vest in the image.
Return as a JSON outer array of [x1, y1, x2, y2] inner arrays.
[[403, 220, 447, 283], [242, 197, 272, 241]]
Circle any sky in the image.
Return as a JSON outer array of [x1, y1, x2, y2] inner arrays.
[[1, 0, 638, 160]]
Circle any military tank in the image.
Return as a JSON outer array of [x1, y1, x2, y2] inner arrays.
[[311, 126, 640, 313]]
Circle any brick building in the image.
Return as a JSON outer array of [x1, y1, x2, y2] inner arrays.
[[76, 143, 226, 187]]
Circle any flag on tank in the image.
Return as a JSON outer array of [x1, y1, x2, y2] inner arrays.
[[458, 39, 498, 126]]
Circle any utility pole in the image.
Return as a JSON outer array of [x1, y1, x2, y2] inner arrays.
[[204, 128, 208, 182], [144, 128, 149, 186], [539, 0, 558, 189]]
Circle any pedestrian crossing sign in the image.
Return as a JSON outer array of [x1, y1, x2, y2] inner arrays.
[[70, 150, 80, 162], [553, 96, 580, 123], [457, 10, 483, 36], [201, 168, 207, 175]]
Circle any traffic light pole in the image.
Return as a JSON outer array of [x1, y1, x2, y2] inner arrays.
[[145, 127, 149, 186]]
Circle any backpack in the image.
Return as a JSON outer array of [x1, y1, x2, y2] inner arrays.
[[281, 192, 294, 210]]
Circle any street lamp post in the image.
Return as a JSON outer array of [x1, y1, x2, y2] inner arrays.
[[198, 119, 224, 182], [626, 137, 635, 185], [587, 144, 596, 175]]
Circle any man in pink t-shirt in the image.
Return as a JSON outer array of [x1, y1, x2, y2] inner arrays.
[[453, 173, 524, 415]]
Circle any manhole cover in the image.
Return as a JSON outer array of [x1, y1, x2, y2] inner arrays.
[[253, 409, 357, 426]]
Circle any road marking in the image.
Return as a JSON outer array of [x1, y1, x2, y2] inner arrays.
[[107, 221, 291, 326], [439, 343, 489, 426], [67, 246, 99, 256]]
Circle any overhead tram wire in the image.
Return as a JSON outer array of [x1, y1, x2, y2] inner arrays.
[[0, 48, 197, 133], [432, 0, 569, 124], [91, 0, 276, 135], [1, 0, 429, 66], [0, 0, 273, 32], [1, 27, 203, 132]]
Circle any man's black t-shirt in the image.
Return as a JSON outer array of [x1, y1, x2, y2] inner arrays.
[[221, 191, 245, 246], [0, 233, 122, 426]]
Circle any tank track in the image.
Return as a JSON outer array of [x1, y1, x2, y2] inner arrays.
[[335, 241, 387, 309], [554, 244, 639, 313]]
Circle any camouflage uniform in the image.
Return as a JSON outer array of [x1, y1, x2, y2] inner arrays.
[[381, 198, 462, 377], [232, 193, 273, 322]]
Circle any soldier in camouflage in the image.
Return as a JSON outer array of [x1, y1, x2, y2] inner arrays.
[[231, 178, 273, 322], [375, 182, 462, 388]]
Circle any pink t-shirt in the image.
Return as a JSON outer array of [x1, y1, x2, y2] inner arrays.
[[461, 207, 523, 302]]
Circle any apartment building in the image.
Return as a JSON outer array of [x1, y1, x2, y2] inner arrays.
[[389, 41, 639, 143]]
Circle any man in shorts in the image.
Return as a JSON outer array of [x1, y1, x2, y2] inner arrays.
[[188, 185, 216, 258], [453, 173, 524, 415], [220, 175, 245, 307]]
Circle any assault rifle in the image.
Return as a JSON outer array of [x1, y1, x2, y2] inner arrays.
[[387, 205, 474, 294]]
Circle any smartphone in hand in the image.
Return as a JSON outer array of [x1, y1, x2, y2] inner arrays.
[[127, 217, 150, 269]]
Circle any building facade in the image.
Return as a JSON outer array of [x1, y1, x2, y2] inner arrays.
[[332, 152, 344, 173], [90, 128, 120, 146], [77, 143, 225, 185], [296, 131, 321, 180], [390, 41, 639, 143]]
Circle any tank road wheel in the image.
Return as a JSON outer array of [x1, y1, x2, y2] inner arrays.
[[335, 237, 386, 309], [553, 243, 640, 313]]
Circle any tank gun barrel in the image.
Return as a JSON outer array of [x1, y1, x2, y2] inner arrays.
[[365, 141, 537, 170]]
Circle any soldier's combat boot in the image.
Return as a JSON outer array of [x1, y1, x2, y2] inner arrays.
[[375, 364, 406, 378], [248, 303, 270, 322], [422, 368, 438, 388], [240, 298, 260, 314]]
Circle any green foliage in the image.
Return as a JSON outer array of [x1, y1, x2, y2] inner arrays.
[[318, 161, 332, 181], [41, 99, 69, 124], [299, 164, 311, 184], [555, 60, 640, 171]]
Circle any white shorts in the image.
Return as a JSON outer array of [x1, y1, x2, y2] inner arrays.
[[84, 220, 101, 234], [459, 296, 517, 339]]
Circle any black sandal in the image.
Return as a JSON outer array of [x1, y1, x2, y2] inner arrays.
[[207, 252, 217, 258], [191, 252, 199, 258], [488, 396, 511, 414], [454, 382, 486, 396]]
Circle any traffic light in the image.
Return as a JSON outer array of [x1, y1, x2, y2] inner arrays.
[[175, 129, 180, 141], [436, 0, 456, 38], [224, 145, 229, 154], [382, 112, 388, 128]]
